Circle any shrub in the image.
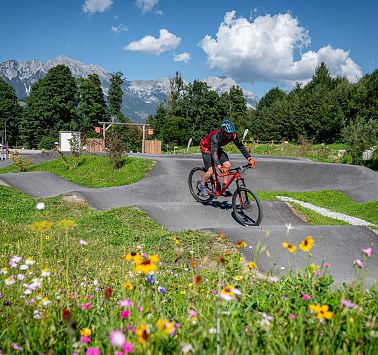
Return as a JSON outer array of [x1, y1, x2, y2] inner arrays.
[[10, 151, 32, 172], [107, 131, 127, 169]]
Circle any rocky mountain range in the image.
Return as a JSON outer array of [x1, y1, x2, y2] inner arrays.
[[0, 56, 259, 123]]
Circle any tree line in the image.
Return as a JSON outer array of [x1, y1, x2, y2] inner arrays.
[[1, 63, 377, 164], [147, 64, 377, 164], [0, 65, 141, 151]]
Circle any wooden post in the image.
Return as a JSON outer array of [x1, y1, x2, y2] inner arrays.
[[142, 125, 146, 153], [102, 123, 106, 151]]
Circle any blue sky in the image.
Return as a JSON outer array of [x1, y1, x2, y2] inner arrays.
[[1, 0, 377, 97]]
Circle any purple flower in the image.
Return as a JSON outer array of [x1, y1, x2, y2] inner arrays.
[[86, 348, 100, 355], [80, 336, 91, 344], [146, 274, 155, 284], [123, 342, 134, 353], [119, 299, 133, 308], [341, 299, 356, 308], [158, 286, 166, 293], [354, 259, 364, 268], [120, 310, 130, 319], [361, 247, 373, 257], [3, 300, 11, 306], [325, 263, 331, 268]]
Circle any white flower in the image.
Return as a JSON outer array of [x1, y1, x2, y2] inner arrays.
[[24, 289, 32, 295], [10, 256, 22, 264], [20, 264, 29, 270], [93, 279, 98, 285], [25, 258, 35, 265], [208, 328, 217, 334], [41, 268, 50, 277], [33, 310, 42, 319], [1, 267, 9, 274], [5, 277, 15, 286], [36, 202, 45, 210], [17, 274, 25, 280], [42, 297, 51, 306], [79, 240, 88, 245], [181, 344, 194, 353]]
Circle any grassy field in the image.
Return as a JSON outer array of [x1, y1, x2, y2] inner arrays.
[[0, 155, 154, 188], [1, 185, 377, 354]]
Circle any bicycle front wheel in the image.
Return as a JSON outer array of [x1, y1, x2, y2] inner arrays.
[[232, 187, 263, 226], [188, 167, 214, 204]]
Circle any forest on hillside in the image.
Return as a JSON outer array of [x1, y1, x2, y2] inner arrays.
[[0, 62, 377, 165]]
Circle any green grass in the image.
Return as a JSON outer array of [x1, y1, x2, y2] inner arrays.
[[1, 185, 377, 353], [256, 190, 378, 227], [0, 154, 155, 188]]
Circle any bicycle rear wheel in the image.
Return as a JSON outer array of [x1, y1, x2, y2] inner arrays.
[[232, 187, 263, 226], [188, 167, 214, 204]]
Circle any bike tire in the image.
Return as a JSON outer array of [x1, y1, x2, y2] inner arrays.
[[232, 187, 263, 226], [188, 167, 214, 204]]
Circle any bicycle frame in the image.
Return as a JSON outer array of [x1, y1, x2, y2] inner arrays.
[[211, 165, 248, 197]]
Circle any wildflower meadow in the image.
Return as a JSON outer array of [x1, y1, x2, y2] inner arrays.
[[1, 185, 377, 354]]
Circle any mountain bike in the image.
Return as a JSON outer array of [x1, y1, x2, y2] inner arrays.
[[188, 164, 263, 226]]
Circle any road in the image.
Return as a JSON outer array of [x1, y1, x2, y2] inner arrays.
[[1, 153, 377, 286]]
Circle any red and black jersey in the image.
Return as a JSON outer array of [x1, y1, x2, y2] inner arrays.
[[200, 129, 251, 166]]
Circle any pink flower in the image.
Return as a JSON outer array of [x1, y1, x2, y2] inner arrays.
[[341, 299, 356, 308], [119, 299, 133, 308], [120, 310, 130, 318], [80, 336, 91, 344], [86, 294, 93, 299], [188, 309, 197, 318], [211, 289, 217, 295], [361, 247, 373, 257], [123, 342, 134, 353], [86, 348, 100, 355], [325, 263, 331, 268], [301, 293, 311, 301], [127, 325, 136, 333], [81, 302, 93, 309], [288, 314, 295, 319], [354, 259, 364, 268], [109, 329, 126, 348], [137, 304, 143, 313]]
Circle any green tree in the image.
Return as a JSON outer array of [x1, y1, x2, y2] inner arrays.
[[257, 87, 286, 110], [108, 71, 124, 119], [0, 78, 21, 147], [20, 65, 78, 148], [77, 74, 108, 131]]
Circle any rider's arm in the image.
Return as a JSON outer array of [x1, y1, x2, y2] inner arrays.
[[210, 132, 221, 167], [233, 136, 251, 160]]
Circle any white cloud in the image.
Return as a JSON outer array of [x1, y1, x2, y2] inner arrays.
[[125, 29, 181, 55], [111, 23, 128, 34], [199, 11, 362, 84], [82, 0, 112, 14], [136, 0, 159, 14], [174, 52, 190, 63]]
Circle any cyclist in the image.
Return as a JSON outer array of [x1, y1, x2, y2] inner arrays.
[[197, 119, 255, 196]]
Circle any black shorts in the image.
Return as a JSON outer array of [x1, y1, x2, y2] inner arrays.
[[202, 150, 229, 170]]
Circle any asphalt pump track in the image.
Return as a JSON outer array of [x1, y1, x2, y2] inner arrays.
[[1, 153, 377, 287]]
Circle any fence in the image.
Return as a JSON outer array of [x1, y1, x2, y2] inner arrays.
[[144, 140, 161, 154], [86, 138, 104, 153]]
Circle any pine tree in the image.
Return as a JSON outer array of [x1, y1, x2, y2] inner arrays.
[[0, 77, 21, 147], [77, 74, 108, 131], [108, 71, 124, 119]]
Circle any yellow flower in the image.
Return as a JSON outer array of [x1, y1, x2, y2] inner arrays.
[[150, 255, 159, 263], [80, 328, 92, 336], [180, 290, 187, 295], [236, 240, 247, 248], [234, 275, 243, 281], [123, 253, 133, 262], [57, 219, 77, 229], [45, 235, 50, 240], [173, 237, 181, 245], [134, 260, 157, 274], [309, 304, 334, 320], [157, 319, 175, 335], [30, 221, 53, 233], [282, 242, 296, 253], [309, 263, 318, 273], [247, 262, 257, 270], [124, 282, 134, 290], [132, 253, 143, 265], [299, 236, 314, 252], [136, 324, 149, 344]]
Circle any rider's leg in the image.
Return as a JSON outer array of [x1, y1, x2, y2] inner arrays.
[[222, 161, 231, 185], [201, 166, 213, 185]]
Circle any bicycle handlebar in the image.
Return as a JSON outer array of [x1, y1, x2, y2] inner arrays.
[[228, 163, 251, 173]]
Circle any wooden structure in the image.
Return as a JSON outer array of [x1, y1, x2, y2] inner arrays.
[[86, 138, 104, 153], [144, 139, 161, 154], [98, 121, 161, 154]]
